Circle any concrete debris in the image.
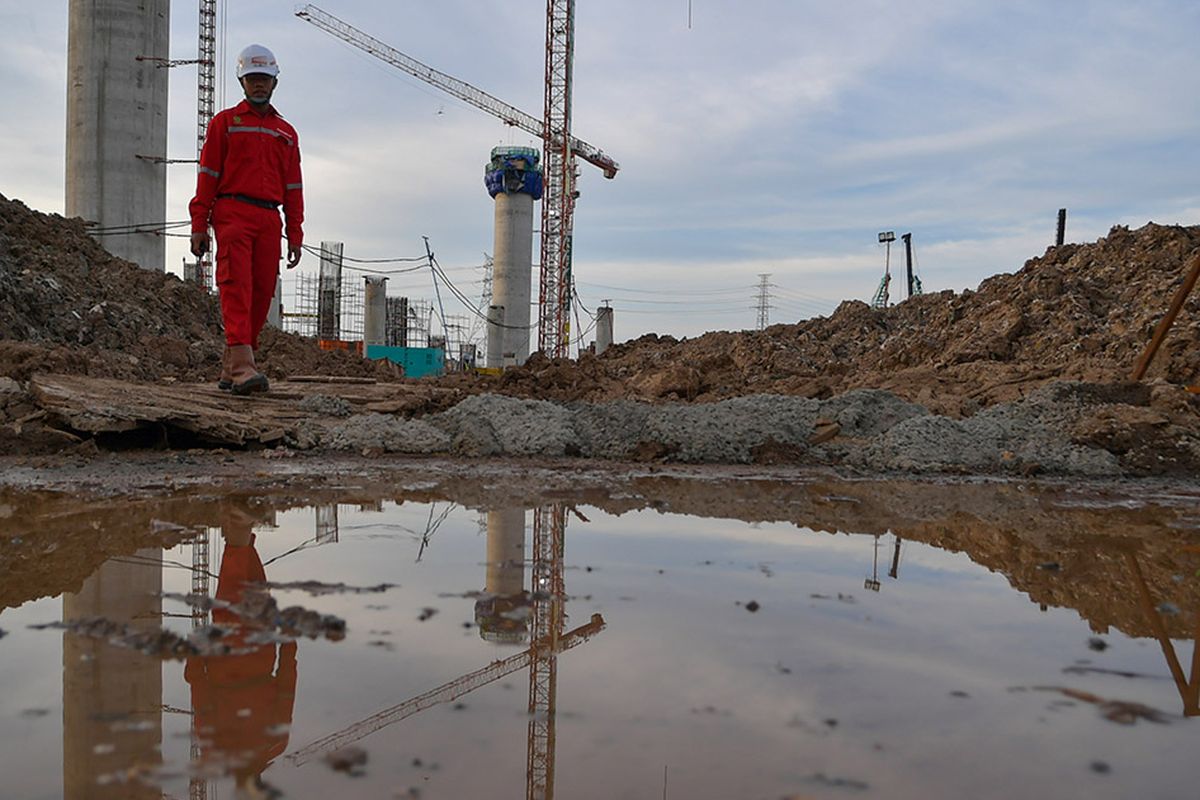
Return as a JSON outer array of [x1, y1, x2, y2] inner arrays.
[[303, 384, 1190, 477], [298, 394, 354, 417], [322, 413, 450, 454]]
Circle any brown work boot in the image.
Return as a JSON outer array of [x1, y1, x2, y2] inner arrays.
[[229, 344, 269, 395], [217, 345, 233, 391]]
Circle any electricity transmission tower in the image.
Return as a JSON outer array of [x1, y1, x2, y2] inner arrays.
[[755, 273, 772, 330]]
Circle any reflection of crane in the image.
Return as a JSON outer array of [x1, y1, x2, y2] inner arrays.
[[1125, 550, 1200, 716], [286, 613, 604, 764], [528, 505, 566, 798], [288, 504, 600, 799], [294, 3, 619, 358], [190, 527, 212, 800]]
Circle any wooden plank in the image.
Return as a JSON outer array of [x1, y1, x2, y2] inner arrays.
[[30, 374, 287, 447], [287, 375, 379, 384]]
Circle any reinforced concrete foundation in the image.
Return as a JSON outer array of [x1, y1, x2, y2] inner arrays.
[[66, 0, 170, 271]]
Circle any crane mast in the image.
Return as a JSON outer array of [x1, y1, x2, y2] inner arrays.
[[539, 0, 575, 359], [190, 7, 217, 799], [295, 3, 616, 359]]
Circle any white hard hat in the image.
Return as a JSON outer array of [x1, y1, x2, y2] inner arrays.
[[236, 44, 279, 78]]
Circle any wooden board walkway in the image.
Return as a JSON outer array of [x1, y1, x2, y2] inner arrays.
[[28, 374, 460, 448]]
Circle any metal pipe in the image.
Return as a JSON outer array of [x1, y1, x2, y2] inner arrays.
[[1132, 253, 1200, 380]]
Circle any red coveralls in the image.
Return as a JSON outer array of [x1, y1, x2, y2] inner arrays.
[[189, 100, 304, 348]]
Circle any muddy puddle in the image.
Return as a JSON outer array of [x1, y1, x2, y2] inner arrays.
[[2, 472, 1199, 799]]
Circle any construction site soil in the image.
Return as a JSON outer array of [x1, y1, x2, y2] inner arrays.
[[2, 192, 1199, 477]]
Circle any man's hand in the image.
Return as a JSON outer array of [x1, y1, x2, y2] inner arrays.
[[190, 231, 210, 257], [287, 246, 302, 269]]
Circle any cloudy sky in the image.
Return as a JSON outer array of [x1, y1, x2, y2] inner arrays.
[[3, 1, 1199, 347]]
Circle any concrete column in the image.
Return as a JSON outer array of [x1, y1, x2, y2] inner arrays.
[[66, 0, 170, 272], [63, 555, 163, 799], [596, 306, 614, 355], [363, 276, 388, 347], [485, 304, 505, 369], [485, 146, 542, 368], [492, 192, 534, 366], [267, 275, 283, 328]]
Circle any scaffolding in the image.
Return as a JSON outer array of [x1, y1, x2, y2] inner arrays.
[[386, 297, 410, 347], [340, 281, 365, 342], [408, 299, 433, 347]]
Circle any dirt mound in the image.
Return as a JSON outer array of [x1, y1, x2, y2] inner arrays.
[[457, 223, 1200, 415], [0, 193, 396, 383]]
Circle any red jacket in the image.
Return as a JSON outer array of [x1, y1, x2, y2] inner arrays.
[[189, 99, 305, 248]]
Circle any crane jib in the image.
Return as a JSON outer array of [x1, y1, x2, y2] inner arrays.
[[295, 4, 618, 178]]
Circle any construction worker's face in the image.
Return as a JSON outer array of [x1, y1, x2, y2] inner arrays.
[[240, 73, 276, 105]]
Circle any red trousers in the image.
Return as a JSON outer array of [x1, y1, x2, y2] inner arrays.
[[213, 198, 281, 348]]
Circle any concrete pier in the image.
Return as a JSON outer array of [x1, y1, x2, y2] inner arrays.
[[66, 0, 170, 271], [364, 276, 388, 346], [596, 306, 614, 355], [484, 147, 543, 368]]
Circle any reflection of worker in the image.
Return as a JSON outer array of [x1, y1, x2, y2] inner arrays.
[[185, 508, 296, 795], [189, 43, 304, 396]]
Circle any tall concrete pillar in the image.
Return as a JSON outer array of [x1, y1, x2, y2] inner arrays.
[[596, 306, 614, 355], [63, 555, 163, 799], [484, 147, 543, 368], [66, 0, 170, 272], [267, 275, 283, 328], [485, 304, 505, 369], [475, 508, 530, 643], [363, 276, 388, 346]]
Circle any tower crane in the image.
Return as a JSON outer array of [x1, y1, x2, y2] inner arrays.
[[295, 4, 618, 359], [287, 504, 597, 800]]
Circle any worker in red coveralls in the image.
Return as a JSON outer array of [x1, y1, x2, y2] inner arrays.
[[189, 43, 304, 395], [185, 504, 297, 797]]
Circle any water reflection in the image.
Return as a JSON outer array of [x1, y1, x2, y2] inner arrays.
[[2, 477, 1198, 798], [62, 550, 162, 798], [475, 508, 532, 643], [185, 502, 297, 796], [1125, 550, 1200, 716], [288, 503, 603, 800]]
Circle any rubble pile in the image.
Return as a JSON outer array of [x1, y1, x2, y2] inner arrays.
[[0, 193, 393, 383], [474, 223, 1200, 416]]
